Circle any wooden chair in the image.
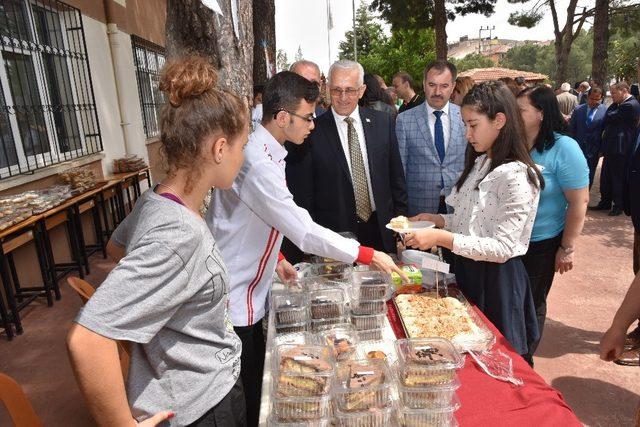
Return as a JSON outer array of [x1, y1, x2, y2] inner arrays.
[[66, 277, 130, 379], [0, 373, 43, 427]]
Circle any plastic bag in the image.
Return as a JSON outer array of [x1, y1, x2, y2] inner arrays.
[[468, 349, 524, 386]]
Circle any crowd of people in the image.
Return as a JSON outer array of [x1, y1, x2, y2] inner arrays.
[[64, 54, 640, 427]]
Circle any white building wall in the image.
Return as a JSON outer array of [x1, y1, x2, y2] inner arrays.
[[82, 14, 127, 177]]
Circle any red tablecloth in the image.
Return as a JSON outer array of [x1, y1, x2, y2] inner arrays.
[[386, 300, 581, 427]]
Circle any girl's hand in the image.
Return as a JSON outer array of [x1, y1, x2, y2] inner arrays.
[[404, 229, 439, 251], [555, 247, 574, 274], [137, 411, 175, 426], [600, 327, 627, 361], [409, 213, 445, 228]]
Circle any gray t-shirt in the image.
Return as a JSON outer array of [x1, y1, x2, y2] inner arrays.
[[76, 189, 241, 426]]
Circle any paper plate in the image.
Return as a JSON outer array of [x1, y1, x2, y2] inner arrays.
[[385, 220, 435, 233]]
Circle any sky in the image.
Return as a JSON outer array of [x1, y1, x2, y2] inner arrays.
[[275, 0, 595, 74]]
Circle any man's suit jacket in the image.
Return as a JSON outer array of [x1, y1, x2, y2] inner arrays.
[[285, 107, 407, 253], [569, 103, 607, 158], [395, 103, 466, 216], [602, 96, 640, 156], [624, 129, 640, 231]]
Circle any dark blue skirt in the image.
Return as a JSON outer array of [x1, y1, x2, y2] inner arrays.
[[454, 255, 540, 355]]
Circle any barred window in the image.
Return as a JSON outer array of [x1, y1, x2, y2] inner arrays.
[[132, 36, 166, 140], [0, 0, 102, 179]]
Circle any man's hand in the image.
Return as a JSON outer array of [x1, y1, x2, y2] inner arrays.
[[275, 259, 298, 283], [369, 251, 409, 283]]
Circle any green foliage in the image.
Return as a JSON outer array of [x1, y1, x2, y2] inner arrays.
[[337, 5, 436, 89], [338, 2, 388, 60], [507, 10, 543, 28], [499, 31, 593, 85], [608, 7, 640, 81], [276, 49, 290, 72], [451, 53, 494, 72], [358, 28, 436, 87]]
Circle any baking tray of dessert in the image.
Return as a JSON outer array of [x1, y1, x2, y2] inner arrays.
[[393, 287, 495, 353]]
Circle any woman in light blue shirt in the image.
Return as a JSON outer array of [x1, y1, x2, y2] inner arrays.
[[517, 86, 589, 362]]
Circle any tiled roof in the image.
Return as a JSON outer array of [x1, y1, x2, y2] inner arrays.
[[458, 67, 548, 82]]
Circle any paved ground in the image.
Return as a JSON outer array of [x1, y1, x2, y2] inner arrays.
[[0, 169, 638, 426]]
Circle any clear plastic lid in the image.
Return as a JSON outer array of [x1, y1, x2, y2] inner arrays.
[[332, 359, 394, 412], [309, 288, 347, 320], [350, 270, 392, 286], [395, 338, 463, 387], [272, 293, 310, 326], [355, 340, 399, 365], [395, 338, 463, 369], [310, 317, 348, 333], [275, 323, 308, 335], [274, 331, 318, 347], [274, 344, 336, 397], [350, 298, 387, 316], [318, 325, 360, 361]]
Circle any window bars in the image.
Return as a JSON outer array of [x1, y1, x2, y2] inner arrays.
[[0, 0, 102, 179], [131, 35, 166, 140]]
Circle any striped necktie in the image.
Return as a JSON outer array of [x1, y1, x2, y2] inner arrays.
[[344, 117, 372, 221]]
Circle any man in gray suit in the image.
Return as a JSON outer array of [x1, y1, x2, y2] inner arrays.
[[396, 60, 467, 215]]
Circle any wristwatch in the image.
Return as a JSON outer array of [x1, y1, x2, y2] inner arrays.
[[559, 245, 575, 255]]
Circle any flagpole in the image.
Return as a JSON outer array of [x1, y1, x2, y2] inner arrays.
[[352, 0, 357, 61], [327, 0, 331, 68]]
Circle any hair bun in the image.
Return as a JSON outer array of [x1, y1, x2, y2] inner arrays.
[[159, 56, 218, 107]]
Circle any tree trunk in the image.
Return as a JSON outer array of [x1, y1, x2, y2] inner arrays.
[[165, 0, 254, 99], [591, 0, 609, 87], [434, 0, 447, 60], [554, 36, 571, 86], [252, 0, 276, 85]]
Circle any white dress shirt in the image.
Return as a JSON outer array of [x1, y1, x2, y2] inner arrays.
[[441, 155, 541, 263], [425, 101, 451, 150], [207, 125, 362, 327], [331, 106, 377, 211]]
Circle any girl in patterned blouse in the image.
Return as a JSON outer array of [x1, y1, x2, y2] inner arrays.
[[406, 81, 544, 362]]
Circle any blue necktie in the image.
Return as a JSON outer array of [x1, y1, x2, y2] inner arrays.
[[586, 108, 596, 125], [433, 110, 445, 191], [433, 110, 445, 162]]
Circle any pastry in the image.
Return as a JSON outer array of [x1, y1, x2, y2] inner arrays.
[[366, 350, 387, 360], [324, 335, 355, 360], [277, 347, 332, 397], [310, 298, 341, 319], [343, 362, 386, 411], [390, 215, 410, 229]]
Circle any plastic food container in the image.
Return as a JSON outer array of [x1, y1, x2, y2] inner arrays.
[[357, 329, 384, 342], [272, 293, 309, 326], [302, 262, 353, 279], [309, 288, 347, 319], [318, 325, 360, 361], [350, 271, 392, 300], [267, 415, 332, 426], [355, 340, 399, 366], [333, 359, 393, 412], [350, 307, 388, 331], [395, 338, 463, 387], [270, 393, 332, 422], [310, 317, 348, 333], [274, 344, 335, 397], [274, 332, 318, 347], [397, 376, 461, 409], [350, 298, 387, 315], [275, 322, 308, 335], [396, 394, 460, 426], [333, 404, 395, 427]]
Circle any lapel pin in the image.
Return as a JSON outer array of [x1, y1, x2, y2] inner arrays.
[[365, 118, 371, 123]]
